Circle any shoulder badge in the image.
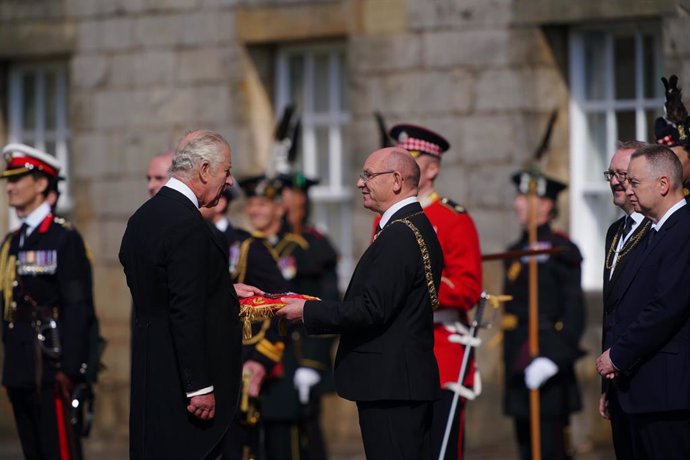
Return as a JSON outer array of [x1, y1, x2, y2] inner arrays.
[[53, 216, 73, 229], [440, 197, 466, 214]]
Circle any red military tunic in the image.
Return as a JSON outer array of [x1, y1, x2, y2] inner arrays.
[[374, 191, 482, 388]]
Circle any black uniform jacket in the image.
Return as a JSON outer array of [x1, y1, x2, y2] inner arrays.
[[607, 205, 690, 414], [1, 213, 94, 388], [303, 202, 443, 402], [502, 224, 585, 418], [119, 186, 242, 460]]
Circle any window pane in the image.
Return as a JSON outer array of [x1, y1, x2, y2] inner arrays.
[[646, 109, 663, 141], [338, 50, 349, 111], [314, 54, 330, 113], [616, 111, 636, 142], [45, 72, 58, 130], [643, 34, 660, 99], [583, 31, 607, 101], [22, 73, 36, 131], [585, 112, 608, 181], [315, 126, 330, 185], [614, 36, 636, 100], [45, 140, 56, 158], [288, 55, 304, 112]]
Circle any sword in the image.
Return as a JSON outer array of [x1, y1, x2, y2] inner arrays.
[[437, 292, 511, 460]]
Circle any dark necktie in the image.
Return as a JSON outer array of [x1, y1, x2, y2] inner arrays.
[[18, 223, 29, 248], [621, 216, 633, 240], [646, 228, 657, 247]]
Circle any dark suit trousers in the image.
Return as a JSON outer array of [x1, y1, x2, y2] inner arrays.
[[608, 389, 635, 460], [431, 389, 465, 460], [356, 400, 432, 460], [628, 410, 690, 460]]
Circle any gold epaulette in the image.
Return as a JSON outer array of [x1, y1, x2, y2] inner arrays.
[[440, 197, 466, 214]]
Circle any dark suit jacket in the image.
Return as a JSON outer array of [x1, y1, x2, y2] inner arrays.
[[119, 186, 242, 459], [607, 204, 690, 414], [303, 202, 443, 402]]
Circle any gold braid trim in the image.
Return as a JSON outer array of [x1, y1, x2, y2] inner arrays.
[[274, 233, 309, 256], [605, 219, 651, 271], [233, 238, 253, 284], [391, 212, 440, 311], [0, 236, 16, 322]]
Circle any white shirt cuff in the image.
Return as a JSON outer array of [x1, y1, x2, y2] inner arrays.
[[186, 385, 214, 397]]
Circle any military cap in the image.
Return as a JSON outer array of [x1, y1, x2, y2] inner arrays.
[[511, 170, 566, 201], [279, 171, 319, 191], [389, 124, 450, 158], [1, 143, 62, 179], [237, 174, 286, 200], [655, 75, 690, 147]]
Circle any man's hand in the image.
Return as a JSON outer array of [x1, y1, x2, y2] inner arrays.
[[243, 360, 266, 398], [234, 283, 263, 298], [276, 297, 306, 322], [599, 392, 610, 419], [187, 393, 216, 420], [55, 371, 74, 401], [596, 348, 618, 379]]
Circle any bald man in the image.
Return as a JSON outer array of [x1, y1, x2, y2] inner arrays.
[[147, 150, 174, 197], [278, 147, 444, 459]]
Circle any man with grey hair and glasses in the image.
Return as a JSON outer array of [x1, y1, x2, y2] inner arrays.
[[599, 140, 651, 459], [120, 129, 260, 459]]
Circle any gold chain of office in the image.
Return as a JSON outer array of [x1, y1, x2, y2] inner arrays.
[[391, 212, 440, 311], [604, 219, 651, 270]]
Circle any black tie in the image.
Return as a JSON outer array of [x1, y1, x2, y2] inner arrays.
[[18, 223, 29, 248], [373, 225, 383, 242], [621, 216, 633, 240], [646, 228, 657, 247]]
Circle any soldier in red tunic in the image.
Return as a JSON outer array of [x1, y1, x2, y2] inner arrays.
[[373, 124, 482, 459]]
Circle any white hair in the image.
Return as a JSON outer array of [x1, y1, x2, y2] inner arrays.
[[170, 130, 230, 179]]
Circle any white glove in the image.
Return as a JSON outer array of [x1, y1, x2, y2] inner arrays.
[[524, 357, 558, 390], [293, 367, 321, 404]]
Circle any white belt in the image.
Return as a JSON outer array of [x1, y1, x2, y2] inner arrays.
[[433, 309, 460, 324]]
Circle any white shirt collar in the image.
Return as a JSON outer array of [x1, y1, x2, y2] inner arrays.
[[652, 198, 686, 231], [22, 202, 52, 236], [379, 196, 419, 228], [215, 217, 229, 233], [628, 211, 644, 225], [164, 177, 199, 208]]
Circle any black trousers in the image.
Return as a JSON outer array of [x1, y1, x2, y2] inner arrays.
[[608, 390, 635, 460], [7, 386, 82, 460], [431, 389, 466, 460], [628, 409, 690, 460], [514, 416, 571, 460], [357, 400, 433, 460]]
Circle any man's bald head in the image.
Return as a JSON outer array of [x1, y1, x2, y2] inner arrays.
[[147, 150, 174, 197], [383, 148, 420, 190], [358, 147, 420, 214]]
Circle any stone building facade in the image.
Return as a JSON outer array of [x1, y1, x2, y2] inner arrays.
[[0, 0, 688, 454]]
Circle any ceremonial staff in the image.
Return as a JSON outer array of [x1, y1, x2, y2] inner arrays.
[[526, 110, 557, 460]]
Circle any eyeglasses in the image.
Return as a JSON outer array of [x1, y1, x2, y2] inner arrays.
[[603, 169, 628, 182], [359, 170, 395, 183]]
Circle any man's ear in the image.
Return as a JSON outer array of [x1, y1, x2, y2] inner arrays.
[[199, 160, 211, 183], [427, 160, 440, 182], [36, 176, 49, 195], [658, 175, 670, 195], [393, 171, 404, 192]]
